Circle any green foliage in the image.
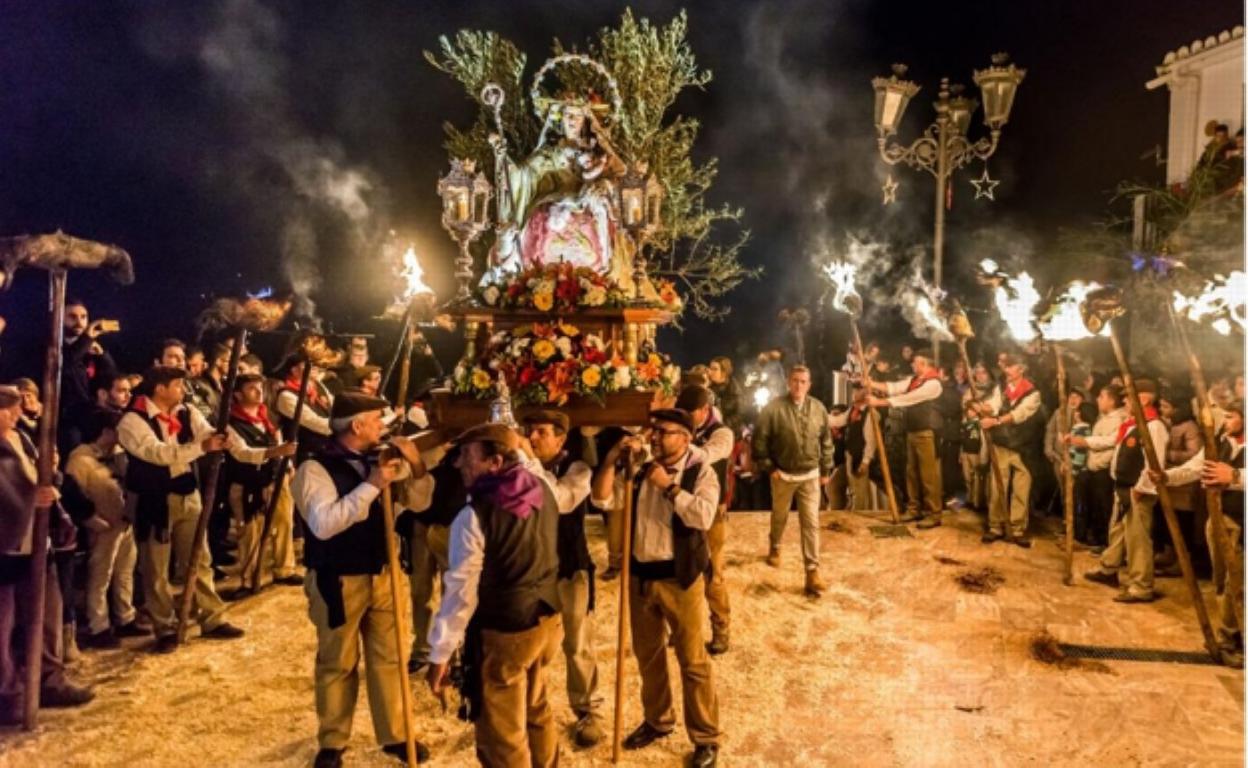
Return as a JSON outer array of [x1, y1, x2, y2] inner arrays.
[[424, 8, 758, 321]]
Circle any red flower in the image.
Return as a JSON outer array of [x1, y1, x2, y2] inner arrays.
[[519, 365, 539, 386]]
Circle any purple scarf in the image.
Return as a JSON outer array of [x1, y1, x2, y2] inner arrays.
[[470, 463, 545, 519]]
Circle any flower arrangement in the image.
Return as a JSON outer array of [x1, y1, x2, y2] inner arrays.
[[453, 323, 679, 406], [479, 263, 628, 313]]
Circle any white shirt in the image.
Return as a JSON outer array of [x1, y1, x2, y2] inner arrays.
[[697, 423, 734, 465], [1164, 439, 1244, 489], [117, 399, 214, 477], [881, 377, 942, 409], [225, 422, 280, 467], [276, 388, 332, 437], [522, 453, 592, 515], [590, 444, 719, 562], [1103, 417, 1170, 495], [1084, 408, 1127, 472], [985, 385, 1043, 424], [291, 448, 433, 541]]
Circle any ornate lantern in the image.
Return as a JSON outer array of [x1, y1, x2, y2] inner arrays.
[[871, 63, 921, 137], [945, 83, 978, 138], [973, 53, 1026, 129], [437, 158, 492, 304], [618, 161, 665, 302]]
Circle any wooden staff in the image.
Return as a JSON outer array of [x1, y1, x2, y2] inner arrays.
[[953, 339, 1008, 505], [1106, 324, 1219, 657], [850, 319, 901, 524], [380, 303, 415, 397], [381, 481, 419, 767], [1053, 343, 1077, 586], [1167, 313, 1244, 633], [177, 326, 247, 644], [248, 355, 312, 591], [23, 269, 66, 729], [611, 461, 637, 764]]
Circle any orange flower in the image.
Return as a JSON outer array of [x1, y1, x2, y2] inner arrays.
[[658, 280, 679, 306]]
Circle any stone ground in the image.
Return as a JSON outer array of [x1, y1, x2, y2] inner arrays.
[[0, 507, 1242, 767]]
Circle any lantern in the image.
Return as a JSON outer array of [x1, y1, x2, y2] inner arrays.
[[871, 63, 921, 137], [437, 158, 493, 304], [944, 82, 978, 138], [973, 53, 1026, 129]]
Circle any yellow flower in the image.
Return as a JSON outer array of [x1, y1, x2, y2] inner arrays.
[[470, 368, 492, 390], [581, 365, 602, 388], [559, 322, 580, 337], [533, 290, 554, 311], [532, 339, 556, 362]]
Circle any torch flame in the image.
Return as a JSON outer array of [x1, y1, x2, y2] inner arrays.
[[822, 261, 863, 318], [1172, 271, 1246, 336], [1037, 281, 1107, 341], [399, 246, 434, 301], [983, 263, 1041, 342], [906, 280, 953, 342]]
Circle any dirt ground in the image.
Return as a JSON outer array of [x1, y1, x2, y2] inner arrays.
[[0, 507, 1243, 767]]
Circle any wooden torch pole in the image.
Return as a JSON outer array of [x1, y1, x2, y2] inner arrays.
[[1053, 343, 1077, 586], [953, 339, 1008, 506], [381, 482, 419, 767], [1107, 324, 1219, 657], [850, 319, 901, 524], [177, 326, 247, 644], [23, 269, 66, 729], [1169, 315, 1244, 634], [611, 462, 637, 764]]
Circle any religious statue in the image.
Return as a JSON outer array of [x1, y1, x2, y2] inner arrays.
[[481, 55, 644, 295]]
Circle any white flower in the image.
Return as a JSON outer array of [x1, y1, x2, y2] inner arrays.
[[613, 366, 632, 389], [488, 358, 500, 370], [483, 286, 500, 306], [664, 364, 681, 385], [489, 330, 508, 346], [555, 336, 573, 358], [584, 285, 606, 306], [579, 277, 592, 289], [585, 333, 604, 350]]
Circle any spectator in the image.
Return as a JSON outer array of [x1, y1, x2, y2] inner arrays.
[[60, 299, 118, 426], [707, 356, 743, 433]]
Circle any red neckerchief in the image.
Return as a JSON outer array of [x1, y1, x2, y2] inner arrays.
[[1116, 406, 1159, 444], [230, 403, 278, 436], [134, 395, 182, 438], [285, 374, 322, 408], [906, 368, 940, 392], [1004, 377, 1035, 403], [849, 403, 865, 423]]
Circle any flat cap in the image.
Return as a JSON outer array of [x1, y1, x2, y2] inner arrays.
[[650, 407, 694, 433], [330, 390, 391, 421], [521, 409, 570, 434], [1135, 378, 1158, 395], [452, 422, 520, 452]]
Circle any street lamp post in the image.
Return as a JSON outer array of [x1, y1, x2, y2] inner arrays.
[[873, 55, 1025, 359]]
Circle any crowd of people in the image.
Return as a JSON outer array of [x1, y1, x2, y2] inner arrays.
[[0, 295, 1243, 768]]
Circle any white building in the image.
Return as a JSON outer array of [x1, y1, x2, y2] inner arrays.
[[1146, 26, 1244, 185]]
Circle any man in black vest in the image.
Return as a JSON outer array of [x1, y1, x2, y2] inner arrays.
[[978, 354, 1045, 547], [117, 366, 244, 653], [224, 374, 298, 596], [1155, 398, 1244, 664], [426, 423, 561, 768], [292, 391, 434, 768], [276, 359, 334, 464], [592, 408, 721, 768], [868, 347, 945, 528], [676, 385, 735, 655], [517, 409, 603, 746]]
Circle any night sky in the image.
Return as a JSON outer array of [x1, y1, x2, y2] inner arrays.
[[0, 0, 1241, 381]]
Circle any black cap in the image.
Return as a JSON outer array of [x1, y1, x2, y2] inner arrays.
[[650, 407, 694, 434], [330, 390, 390, 421], [521, 409, 570, 434], [1135, 378, 1157, 395]]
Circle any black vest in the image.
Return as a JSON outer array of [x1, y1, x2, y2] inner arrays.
[[902, 376, 943, 434], [992, 383, 1044, 453], [550, 454, 593, 580], [693, 420, 732, 505], [302, 448, 388, 577], [123, 406, 197, 540], [281, 384, 331, 464], [225, 414, 280, 521], [1219, 434, 1245, 525], [474, 478, 559, 633], [629, 456, 711, 589], [1113, 419, 1156, 489]]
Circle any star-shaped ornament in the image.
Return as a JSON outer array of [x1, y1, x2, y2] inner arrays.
[[970, 167, 1000, 201], [882, 175, 898, 205]]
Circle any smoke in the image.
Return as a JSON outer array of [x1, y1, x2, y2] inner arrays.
[[137, 0, 388, 325]]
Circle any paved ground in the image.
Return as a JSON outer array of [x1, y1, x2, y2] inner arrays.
[[0, 507, 1242, 767]]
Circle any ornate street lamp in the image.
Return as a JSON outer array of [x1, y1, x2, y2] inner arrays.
[[872, 54, 1026, 362], [437, 158, 492, 304], [617, 161, 664, 302]]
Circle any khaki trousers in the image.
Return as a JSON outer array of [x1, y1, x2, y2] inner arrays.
[[231, 479, 296, 590], [477, 613, 561, 768], [769, 475, 821, 570], [137, 491, 228, 636], [961, 452, 987, 511], [988, 446, 1031, 537], [629, 575, 720, 746], [305, 568, 407, 749], [905, 430, 942, 517], [607, 501, 624, 571], [1120, 489, 1156, 597], [1207, 515, 1244, 646], [847, 457, 876, 512], [85, 523, 138, 635], [704, 509, 730, 632], [553, 570, 600, 717], [407, 522, 440, 664]]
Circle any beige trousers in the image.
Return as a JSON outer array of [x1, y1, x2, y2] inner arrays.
[[769, 475, 821, 570], [85, 523, 138, 635], [988, 445, 1031, 537], [905, 430, 943, 517], [1207, 515, 1244, 645], [704, 508, 730, 632], [305, 568, 407, 750], [231, 478, 296, 590], [477, 613, 561, 768], [553, 570, 601, 716], [137, 491, 228, 636]]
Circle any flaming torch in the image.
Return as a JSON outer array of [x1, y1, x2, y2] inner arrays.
[[1081, 286, 1219, 658], [1036, 281, 1106, 585], [1168, 271, 1246, 644], [822, 261, 901, 526], [382, 245, 438, 412]]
